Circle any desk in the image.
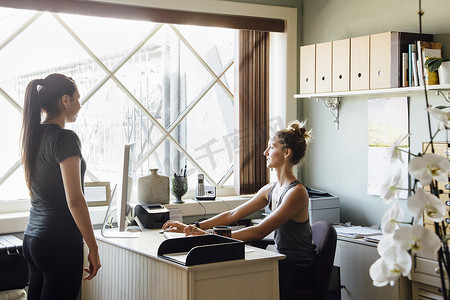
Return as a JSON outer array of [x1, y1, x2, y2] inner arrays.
[[335, 236, 411, 300], [81, 230, 284, 300]]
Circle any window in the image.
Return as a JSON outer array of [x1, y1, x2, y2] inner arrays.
[[0, 7, 236, 210]]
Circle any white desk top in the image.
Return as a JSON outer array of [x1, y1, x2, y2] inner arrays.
[[95, 229, 284, 271]]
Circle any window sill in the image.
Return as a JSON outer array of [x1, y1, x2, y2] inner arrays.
[[0, 195, 256, 234], [0, 212, 29, 235], [0, 206, 109, 235]]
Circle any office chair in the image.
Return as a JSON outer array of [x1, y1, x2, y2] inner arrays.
[[291, 221, 337, 300]]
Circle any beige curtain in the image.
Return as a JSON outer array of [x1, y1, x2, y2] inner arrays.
[[239, 30, 270, 194]]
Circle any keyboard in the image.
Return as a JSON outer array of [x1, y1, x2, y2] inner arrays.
[[163, 231, 186, 239]]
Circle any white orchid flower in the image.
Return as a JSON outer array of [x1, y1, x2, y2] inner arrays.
[[394, 225, 441, 258], [370, 234, 412, 286], [377, 233, 396, 256], [369, 258, 392, 287], [381, 200, 404, 233], [409, 153, 450, 186], [385, 133, 410, 163], [379, 169, 402, 204], [426, 107, 450, 128], [407, 188, 446, 223]]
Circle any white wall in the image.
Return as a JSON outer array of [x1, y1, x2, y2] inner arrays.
[[300, 0, 450, 226]]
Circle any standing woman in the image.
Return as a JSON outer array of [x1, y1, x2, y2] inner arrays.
[[21, 74, 100, 299], [163, 120, 316, 299]]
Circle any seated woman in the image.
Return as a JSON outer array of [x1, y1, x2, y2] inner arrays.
[[162, 120, 316, 299]]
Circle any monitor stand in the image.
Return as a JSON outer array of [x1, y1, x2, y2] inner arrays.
[[101, 227, 140, 238], [100, 184, 141, 238]]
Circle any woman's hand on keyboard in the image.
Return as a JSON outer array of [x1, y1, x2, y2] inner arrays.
[[184, 225, 207, 236], [162, 220, 186, 233]]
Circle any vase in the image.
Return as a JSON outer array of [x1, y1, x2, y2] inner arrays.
[[137, 169, 169, 204], [170, 176, 188, 204], [438, 61, 450, 84]]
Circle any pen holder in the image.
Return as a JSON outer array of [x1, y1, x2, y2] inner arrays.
[[171, 176, 187, 204]]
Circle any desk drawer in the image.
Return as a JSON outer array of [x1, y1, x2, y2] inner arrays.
[[412, 281, 444, 300], [413, 256, 448, 288]]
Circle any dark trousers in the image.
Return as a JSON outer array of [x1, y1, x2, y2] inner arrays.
[[23, 235, 83, 300], [278, 259, 314, 300]]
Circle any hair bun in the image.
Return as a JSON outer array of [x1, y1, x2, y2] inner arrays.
[[287, 120, 312, 144], [287, 120, 305, 136]]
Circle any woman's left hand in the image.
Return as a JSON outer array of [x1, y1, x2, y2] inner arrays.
[[184, 225, 206, 236], [162, 220, 187, 232]]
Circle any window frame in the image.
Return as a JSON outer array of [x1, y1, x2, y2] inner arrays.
[[0, 0, 297, 213]]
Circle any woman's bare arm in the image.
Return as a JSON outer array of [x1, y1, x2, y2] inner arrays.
[[198, 184, 272, 230], [163, 183, 272, 233], [60, 156, 101, 280], [231, 185, 308, 242]]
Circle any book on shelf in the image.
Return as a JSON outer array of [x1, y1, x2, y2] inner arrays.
[[411, 51, 419, 86], [417, 54, 424, 86], [402, 52, 409, 87], [394, 32, 432, 88], [417, 40, 442, 85], [408, 43, 416, 87]]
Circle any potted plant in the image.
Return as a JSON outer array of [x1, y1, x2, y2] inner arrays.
[[425, 57, 450, 85]]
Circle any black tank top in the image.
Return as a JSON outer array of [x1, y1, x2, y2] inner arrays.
[[267, 180, 316, 265]]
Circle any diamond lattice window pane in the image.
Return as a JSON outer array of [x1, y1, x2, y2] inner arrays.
[[58, 13, 156, 69], [0, 13, 94, 85], [0, 6, 236, 202], [222, 66, 234, 96], [0, 168, 28, 201], [172, 86, 234, 184], [69, 80, 166, 184], [0, 8, 37, 45], [0, 96, 21, 175], [179, 25, 234, 76], [115, 25, 216, 129]]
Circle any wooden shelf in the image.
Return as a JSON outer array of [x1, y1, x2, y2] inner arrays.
[[295, 84, 450, 130], [294, 84, 450, 99]]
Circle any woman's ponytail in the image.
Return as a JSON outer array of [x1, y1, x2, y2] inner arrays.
[[21, 79, 44, 190]]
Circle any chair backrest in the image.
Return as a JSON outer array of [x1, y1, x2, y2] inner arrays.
[[311, 221, 337, 299]]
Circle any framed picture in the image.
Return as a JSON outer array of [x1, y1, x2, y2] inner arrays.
[[84, 181, 111, 207]]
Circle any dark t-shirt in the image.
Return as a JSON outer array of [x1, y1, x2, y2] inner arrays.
[[25, 123, 86, 246]]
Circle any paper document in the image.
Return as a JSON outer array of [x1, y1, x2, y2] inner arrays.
[[167, 208, 183, 223], [245, 245, 255, 253], [364, 235, 384, 243], [163, 252, 189, 264], [335, 226, 382, 238]]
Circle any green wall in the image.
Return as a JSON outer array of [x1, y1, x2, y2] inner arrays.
[[299, 0, 450, 226]]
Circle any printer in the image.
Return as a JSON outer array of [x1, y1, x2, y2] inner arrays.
[[135, 203, 170, 229], [307, 187, 340, 224]]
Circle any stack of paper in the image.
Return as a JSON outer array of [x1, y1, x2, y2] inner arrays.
[[364, 235, 384, 243], [335, 226, 382, 239]]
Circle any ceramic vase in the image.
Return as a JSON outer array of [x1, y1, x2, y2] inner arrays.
[[137, 169, 169, 204]]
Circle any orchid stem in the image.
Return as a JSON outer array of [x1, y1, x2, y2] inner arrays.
[[423, 129, 441, 154], [397, 148, 418, 156]]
